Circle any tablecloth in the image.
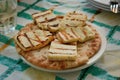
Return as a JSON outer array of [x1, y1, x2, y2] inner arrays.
[[0, 0, 120, 80]]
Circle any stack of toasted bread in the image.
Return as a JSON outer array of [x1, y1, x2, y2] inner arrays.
[[14, 9, 101, 66]]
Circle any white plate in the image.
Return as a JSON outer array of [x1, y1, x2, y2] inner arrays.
[[88, 0, 111, 11], [94, 0, 110, 5], [20, 22, 107, 73], [94, 0, 120, 6], [88, 0, 120, 12]]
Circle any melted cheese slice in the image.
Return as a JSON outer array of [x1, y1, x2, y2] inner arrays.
[[15, 29, 53, 51], [34, 30, 52, 41], [32, 10, 52, 18], [82, 25, 95, 40], [32, 10, 61, 32], [26, 31, 40, 46], [56, 27, 86, 43], [73, 27, 86, 42], [35, 13, 56, 23], [59, 11, 87, 29], [18, 36, 32, 48], [56, 25, 95, 43], [48, 40, 77, 61]]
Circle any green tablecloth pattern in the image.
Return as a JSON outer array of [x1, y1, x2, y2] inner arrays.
[[0, 0, 120, 80]]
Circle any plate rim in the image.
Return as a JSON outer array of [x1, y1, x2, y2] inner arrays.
[[19, 22, 107, 73], [88, 0, 120, 12]]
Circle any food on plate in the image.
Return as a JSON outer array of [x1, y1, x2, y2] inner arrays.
[[16, 43, 89, 70], [32, 10, 62, 32], [77, 25, 101, 58], [56, 25, 95, 43], [82, 25, 95, 40], [59, 11, 87, 30], [48, 39, 77, 61], [14, 9, 101, 70], [14, 29, 54, 51]]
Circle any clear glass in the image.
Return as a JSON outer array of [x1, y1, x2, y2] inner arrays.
[[0, 0, 17, 35]]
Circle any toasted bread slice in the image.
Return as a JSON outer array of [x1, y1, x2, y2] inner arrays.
[[48, 39, 77, 61], [32, 10, 62, 32], [59, 11, 87, 30], [14, 29, 54, 51]]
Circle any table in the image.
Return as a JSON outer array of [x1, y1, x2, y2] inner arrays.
[[0, 0, 120, 80]]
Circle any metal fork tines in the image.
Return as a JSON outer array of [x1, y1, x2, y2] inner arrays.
[[110, 0, 119, 13]]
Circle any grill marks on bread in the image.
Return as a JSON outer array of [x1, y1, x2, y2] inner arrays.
[[56, 25, 95, 43], [59, 11, 87, 30], [14, 29, 53, 51], [48, 40, 77, 61], [17, 35, 32, 50], [32, 10, 62, 32]]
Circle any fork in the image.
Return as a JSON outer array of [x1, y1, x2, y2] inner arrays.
[[110, 0, 119, 13]]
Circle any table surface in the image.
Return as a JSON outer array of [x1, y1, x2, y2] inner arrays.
[[0, 0, 120, 80]]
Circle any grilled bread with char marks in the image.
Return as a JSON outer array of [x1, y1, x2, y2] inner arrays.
[[48, 39, 77, 61], [59, 11, 87, 30], [56, 25, 95, 43], [14, 29, 54, 51], [82, 25, 95, 40], [32, 10, 62, 32]]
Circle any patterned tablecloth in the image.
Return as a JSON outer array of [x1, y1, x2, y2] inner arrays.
[[0, 0, 120, 80]]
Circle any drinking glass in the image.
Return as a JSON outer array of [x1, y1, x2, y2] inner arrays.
[[0, 0, 17, 34]]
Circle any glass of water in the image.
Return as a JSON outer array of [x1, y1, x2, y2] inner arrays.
[[0, 0, 17, 35]]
